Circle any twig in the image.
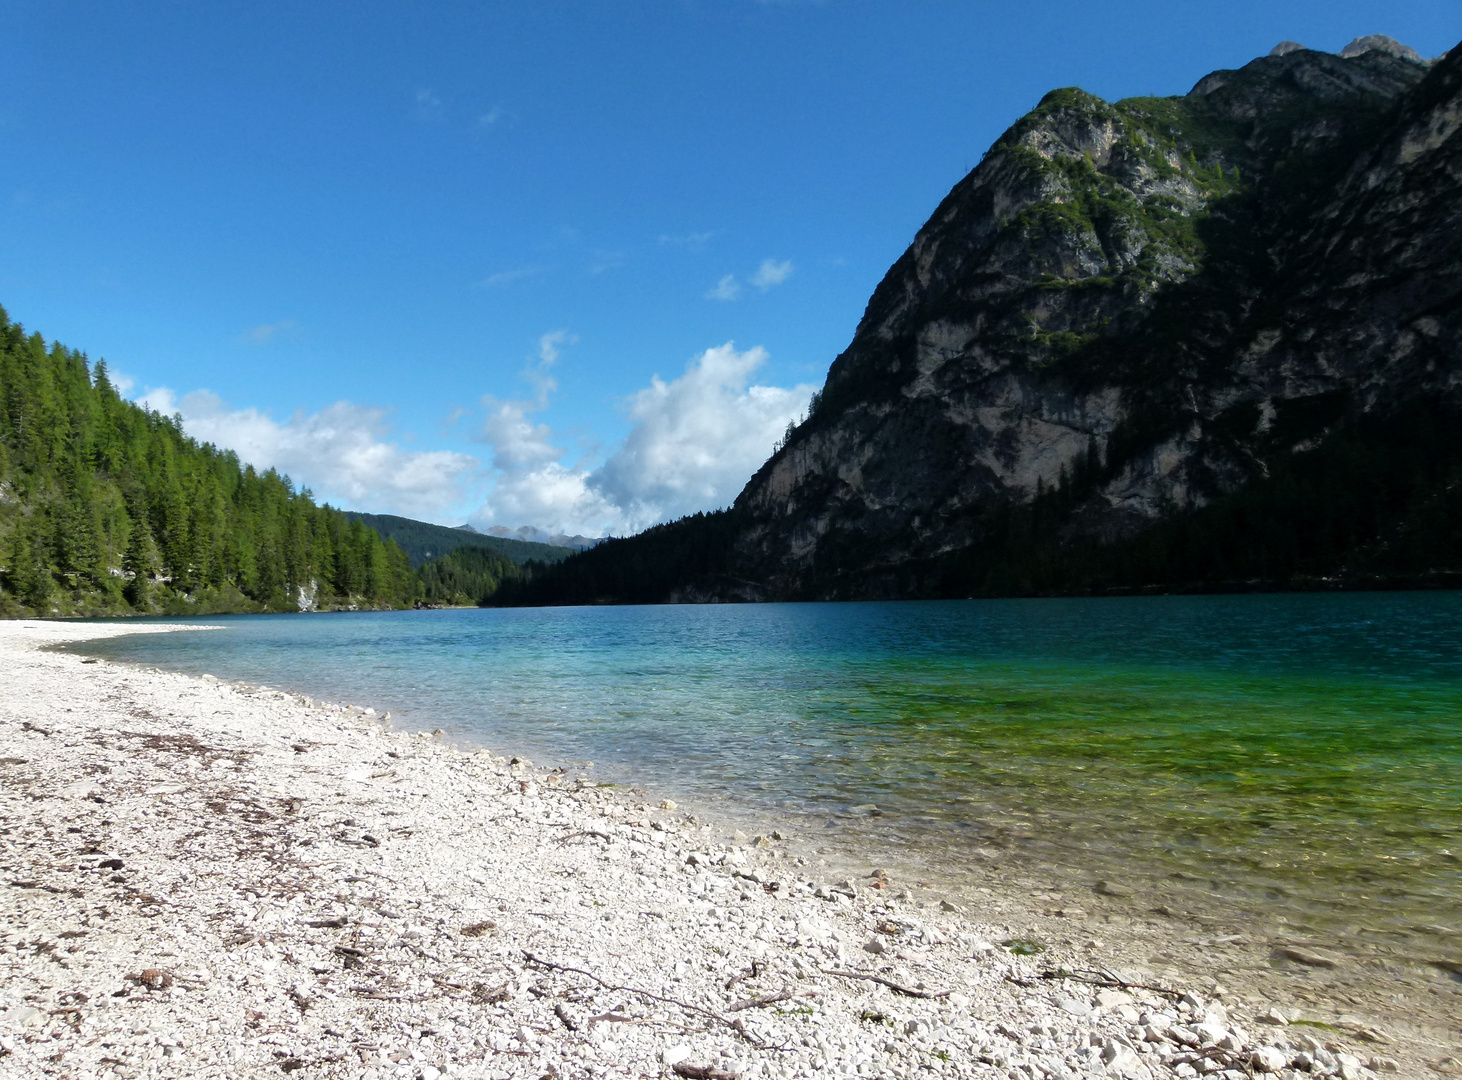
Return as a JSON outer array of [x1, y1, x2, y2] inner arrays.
[[820, 968, 950, 999], [724, 961, 766, 990], [553, 1002, 578, 1031], [553, 829, 612, 845], [523, 952, 766, 1047], [728, 989, 817, 1012], [672, 1065, 740, 1080], [1015, 967, 1183, 998]]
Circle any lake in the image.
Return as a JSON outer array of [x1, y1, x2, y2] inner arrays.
[[73, 592, 1462, 965]]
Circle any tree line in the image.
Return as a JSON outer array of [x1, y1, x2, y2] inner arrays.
[[0, 307, 417, 616]]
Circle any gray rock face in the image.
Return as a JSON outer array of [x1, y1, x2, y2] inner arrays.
[[1340, 35, 1424, 62], [720, 40, 1460, 598]]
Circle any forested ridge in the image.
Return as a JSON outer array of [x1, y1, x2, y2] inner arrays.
[[344, 511, 572, 569], [0, 308, 417, 616]]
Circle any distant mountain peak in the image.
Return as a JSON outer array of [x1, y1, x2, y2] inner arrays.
[[1339, 35, 1423, 62], [1268, 40, 1306, 57], [454, 523, 480, 533], [484, 524, 602, 551]]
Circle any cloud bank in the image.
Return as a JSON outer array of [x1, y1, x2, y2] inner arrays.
[[137, 388, 477, 519], [472, 340, 816, 536], [137, 334, 816, 539]]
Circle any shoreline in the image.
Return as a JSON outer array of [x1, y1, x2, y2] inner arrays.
[[0, 621, 1444, 1079]]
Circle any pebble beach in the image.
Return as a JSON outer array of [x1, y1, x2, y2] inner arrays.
[[0, 621, 1449, 1080]]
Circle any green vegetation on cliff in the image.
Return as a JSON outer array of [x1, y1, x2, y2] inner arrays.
[[0, 308, 416, 616]]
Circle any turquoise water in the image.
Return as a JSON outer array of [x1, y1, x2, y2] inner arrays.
[[74, 593, 1462, 949]]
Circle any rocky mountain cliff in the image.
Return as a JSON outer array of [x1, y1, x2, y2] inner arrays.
[[504, 37, 1462, 606]]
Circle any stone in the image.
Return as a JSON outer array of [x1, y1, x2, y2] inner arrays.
[[1272, 945, 1339, 968], [662, 1045, 693, 1066], [1251, 1047, 1288, 1073], [863, 937, 888, 955], [1258, 1008, 1288, 1026], [6, 1005, 45, 1028], [1057, 997, 1092, 1016], [1101, 1039, 1145, 1076], [938, 899, 961, 913], [1192, 1022, 1228, 1045], [1095, 881, 1134, 898]]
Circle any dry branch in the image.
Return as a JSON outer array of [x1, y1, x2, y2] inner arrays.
[[728, 989, 817, 1012], [819, 968, 950, 999], [523, 951, 767, 1048]]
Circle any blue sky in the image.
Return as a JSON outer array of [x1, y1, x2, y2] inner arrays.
[[2, 2, 1457, 535]]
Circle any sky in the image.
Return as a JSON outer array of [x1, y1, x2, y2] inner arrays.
[[2, 2, 1457, 536]]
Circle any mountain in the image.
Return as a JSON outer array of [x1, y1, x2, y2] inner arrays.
[[483, 524, 603, 552], [344, 512, 576, 568], [0, 310, 416, 615], [500, 36, 1462, 605]]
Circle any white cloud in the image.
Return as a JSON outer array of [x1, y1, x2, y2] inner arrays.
[[477, 265, 545, 289], [471, 340, 815, 536], [472, 331, 623, 535], [137, 387, 477, 519], [588, 249, 626, 276], [105, 367, 136, 396], [414, 87, 443, 121], [591, 343, 815, 527], [245, 319, 296, 344], [705, 274, 740, 301], [659, 231, 714, 249], [751, 258, 793, 289], [478, 106, 504, 126]]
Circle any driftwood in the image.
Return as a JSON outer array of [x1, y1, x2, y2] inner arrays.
[[820, 968, 950, 999]]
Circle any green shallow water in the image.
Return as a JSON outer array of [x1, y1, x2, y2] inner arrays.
[[76, 592, 1462, 951], [831, 660, 1459, 927]]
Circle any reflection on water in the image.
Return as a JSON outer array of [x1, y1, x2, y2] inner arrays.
[[75, 592, 1462, 957]]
